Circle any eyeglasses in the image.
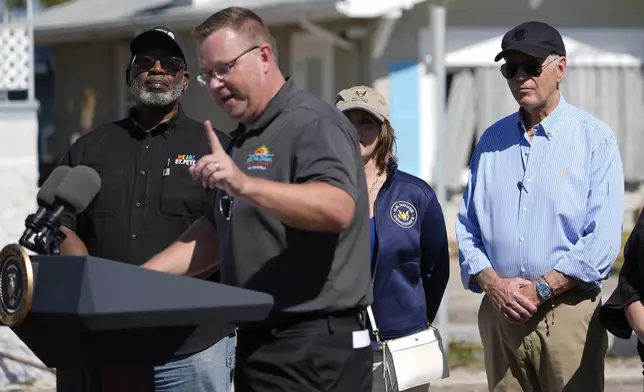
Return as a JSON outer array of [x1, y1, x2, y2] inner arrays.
[[196, 46, 260, 86], [500, 57, 558, 79], [219, 193, 234, 220], [132, 54, 186, 75]]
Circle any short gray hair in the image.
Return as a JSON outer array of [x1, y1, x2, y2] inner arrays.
[[548, 54, 562, 67]]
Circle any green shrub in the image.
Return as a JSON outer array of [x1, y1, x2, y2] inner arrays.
[[446, 341, 483, 368]]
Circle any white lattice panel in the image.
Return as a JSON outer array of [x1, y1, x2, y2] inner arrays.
[[0, 162, 37, 246], [0, 27, 30, 91]]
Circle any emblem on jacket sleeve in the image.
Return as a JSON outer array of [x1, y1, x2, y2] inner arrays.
[[390, 200, 418, 228]]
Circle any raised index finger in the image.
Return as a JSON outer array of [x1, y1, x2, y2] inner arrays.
[[204, 120, 223, 153]]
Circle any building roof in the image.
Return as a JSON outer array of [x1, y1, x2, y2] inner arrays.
[[33, 0, 342, 43]]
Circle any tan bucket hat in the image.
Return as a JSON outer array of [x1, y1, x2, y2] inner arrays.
[[335, 85, 390, 123]]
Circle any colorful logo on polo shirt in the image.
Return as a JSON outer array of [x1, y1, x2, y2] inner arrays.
[[175, 154, 197, 166], [246, 145, 274, 171], [390, 200, 418, 228]]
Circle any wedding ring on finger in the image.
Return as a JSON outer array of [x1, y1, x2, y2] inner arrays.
[[214, 162, 220, 171]]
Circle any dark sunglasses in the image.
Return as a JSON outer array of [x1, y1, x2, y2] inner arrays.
[[346, 111, 381, 127], [132, 54, 186, 75], [356, 117, 380, 126], [500, 57, 558, 79]]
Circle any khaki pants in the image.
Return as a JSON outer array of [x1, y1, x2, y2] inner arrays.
[[478, 289, 607, 392]]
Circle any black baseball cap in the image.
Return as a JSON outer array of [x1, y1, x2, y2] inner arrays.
[[130, 27, 187, 69], [494, 21, 566, 62]]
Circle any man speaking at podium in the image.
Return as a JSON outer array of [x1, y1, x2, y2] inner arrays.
[[55, 28, 236, 392], [143, 6, 373, 392]]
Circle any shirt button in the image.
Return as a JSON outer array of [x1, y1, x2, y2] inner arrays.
[[135, 202, 141, 208], [145, 145, 150, 149], [131, 234, 137, 240], [520, 236, 525, 241], [527, 178, 532, 183], [140, 170, 146, 175], [523, 207, 527, 212], [521, 267, 526, 273]]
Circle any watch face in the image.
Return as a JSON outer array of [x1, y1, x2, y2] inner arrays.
[[537, 282, 551, 298]]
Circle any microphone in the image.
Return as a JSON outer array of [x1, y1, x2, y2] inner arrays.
[[20, 165, 102, 255], [37, 165, 102, 240], [21, 166, 72, 244]]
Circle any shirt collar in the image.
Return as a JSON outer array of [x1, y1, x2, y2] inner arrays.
[[515, 94, 569, 140], [227, 78, 297, 148], [127, 103, 185, 139], [247, 77, 297, 131]]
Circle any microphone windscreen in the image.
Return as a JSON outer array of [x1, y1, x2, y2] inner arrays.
[[37, 166, 71, 207], [53, 165, 102, 214]]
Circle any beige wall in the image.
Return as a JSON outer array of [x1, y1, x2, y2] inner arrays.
[[306, 20, 372, 92], [177, 21, 368, 130], [50, 32, 241, 161], [50, 21, 370, 161], [51, 41, 120, 162]]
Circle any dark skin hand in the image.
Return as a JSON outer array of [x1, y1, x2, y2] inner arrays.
[[59, 226, 89, 256]]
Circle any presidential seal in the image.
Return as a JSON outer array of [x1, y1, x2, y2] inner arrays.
[[0, 244, 33, 327], [390, 200, 418, 229]]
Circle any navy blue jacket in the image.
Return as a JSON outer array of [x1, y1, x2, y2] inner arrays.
[[370, 161, 450, 340]]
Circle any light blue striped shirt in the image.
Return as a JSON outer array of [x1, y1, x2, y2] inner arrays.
[[456, 95, 624, 293]]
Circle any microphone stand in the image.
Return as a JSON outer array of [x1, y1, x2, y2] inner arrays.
[[44, 227, 67, 256], [19, 216, 67, 256]]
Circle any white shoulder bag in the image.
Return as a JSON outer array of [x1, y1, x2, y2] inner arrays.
[[367, 304, 449, 391]]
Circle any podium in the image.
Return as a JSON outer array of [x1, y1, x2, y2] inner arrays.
[[5, 255, 274, 392]]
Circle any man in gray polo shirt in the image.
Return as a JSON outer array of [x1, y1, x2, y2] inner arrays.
[[143, 6, 372, 392]]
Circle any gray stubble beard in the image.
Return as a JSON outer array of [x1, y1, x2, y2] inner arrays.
[[130, 78, 184, 106]]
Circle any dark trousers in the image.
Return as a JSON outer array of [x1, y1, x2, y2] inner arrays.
[[234, 310, 373, 392]]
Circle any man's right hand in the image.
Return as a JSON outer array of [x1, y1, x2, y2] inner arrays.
[[485, 277, 537, 322], [475, 268, 537, 322]]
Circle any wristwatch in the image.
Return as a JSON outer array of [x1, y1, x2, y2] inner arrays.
[[535, 277, 554, 302]]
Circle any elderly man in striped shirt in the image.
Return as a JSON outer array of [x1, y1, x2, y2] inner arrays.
[[456, 21, 624, 392]]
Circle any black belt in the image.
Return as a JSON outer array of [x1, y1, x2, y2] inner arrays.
[[237, 308, 367, 334]]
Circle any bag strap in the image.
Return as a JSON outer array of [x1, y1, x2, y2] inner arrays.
[[366, 213, 433, 348], [366, 305, 382, 345], [368, 218, 383, 346]]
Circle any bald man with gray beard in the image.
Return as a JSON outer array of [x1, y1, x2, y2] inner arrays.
[[56, 27, 236, 392]]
